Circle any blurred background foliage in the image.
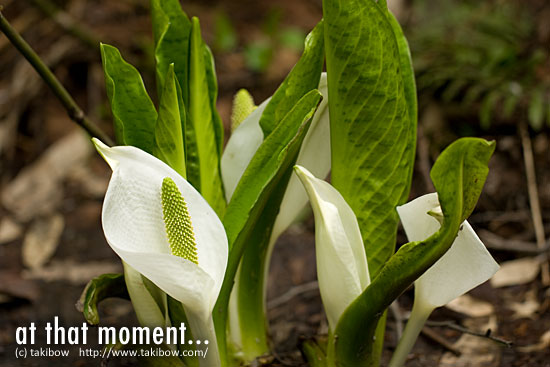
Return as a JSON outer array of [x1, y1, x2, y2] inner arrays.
[[407, 0, 550, 131]]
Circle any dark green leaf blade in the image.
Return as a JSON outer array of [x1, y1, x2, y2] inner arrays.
[[259, 21, 324, 136], [331, 138, 495, 367], [101, 43, 158, 152], [77, 273, 129, 325], [150, 0, 192, 100], [188, 17, 226, 217], [323, 0, 415, 277], [214, 90, 322, 364], [153, 64, 186, 178]]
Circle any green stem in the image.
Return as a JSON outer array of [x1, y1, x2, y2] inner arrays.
[[388, 301, 432, 367], [187, 312, 222, 367], [0, 8, 113, 145]]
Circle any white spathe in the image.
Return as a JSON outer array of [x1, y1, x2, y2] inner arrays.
[[93, 138, 228, 322], [396, 192, 499, 309], [224, 74, 331, 354], [390, 193, 499, 367], [294, 165, 370, 331]]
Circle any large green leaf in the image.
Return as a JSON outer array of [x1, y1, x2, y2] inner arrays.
[[188, 17, 226, 217], [77, 273, 129, 325], [323, 0, 415, 278], [213, 90, 322, 365], [153, 64, 187, 178], [150, 0, 192, 100], [330, 138, 495, 367], [101, 44, 158, 152], [259, 21, 324, 136], [385, 9, 418, 204]]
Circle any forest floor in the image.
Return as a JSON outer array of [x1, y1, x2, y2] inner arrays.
[[0, 0, 549, 366]]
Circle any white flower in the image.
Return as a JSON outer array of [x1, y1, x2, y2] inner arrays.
[[294, 165, 370, 330], [223, 74, 331, 354], [93, 138, 228, 366], [389, 192, 499, 367]]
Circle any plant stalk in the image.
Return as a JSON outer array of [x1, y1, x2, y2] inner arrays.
[[388, 301, 431, 367], [0, 8, 113, 145]]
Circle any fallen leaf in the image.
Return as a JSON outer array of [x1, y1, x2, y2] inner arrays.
[[67, 165, 109, 199], [1, 131, 93, 221], [490, 257, 540, 288], [508, 289, 540, 320], [0, 271, 40, 302], [439, 317, 501, 367], [22, 214, 64, 269], [517, 330, 550, 352], [22, 259, 121, 285], [0, 217, 22, 245], [446, 294, 495, 318]]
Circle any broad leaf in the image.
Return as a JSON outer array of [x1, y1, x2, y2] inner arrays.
[[77, 273, 129, 325], [385, 9, 418, 203], [153, 64, 187, 178], [101, 44, 158, 152], [331, 138, 495, 367], [150, 0, 192, 100], [214, 90, 322, 363], [188, 17, 226, 217], [259, 21, 324, 136], [323, 0, 416, 277]]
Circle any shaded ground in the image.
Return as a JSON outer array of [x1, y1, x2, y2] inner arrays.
[[1, 0, 549, 366]]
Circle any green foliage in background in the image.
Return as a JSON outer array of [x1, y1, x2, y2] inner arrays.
[[410, 0, 550, 130]]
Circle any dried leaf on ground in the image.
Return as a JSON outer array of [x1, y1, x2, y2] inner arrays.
[[446, 294, 495, 318], [439, 317, 501, 367], [67, 165, 109, 198], [1, 131, 93, 221], [508, 289, 540, 320], [22, 260, 121, 285], [517, 330, 550, 353], [0, 271, 40, 302], [490, 257, 540, 288], [22, 213, 65, 269], [0, 217, 22, 245]]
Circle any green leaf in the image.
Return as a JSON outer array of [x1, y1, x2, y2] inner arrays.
[[213, 90, 322, 364], [153, 64, 187, 178], [480, 91, 499, 129], [101, 44, 158, 152], [259, 21, 324, 136], [77, 273, 129, 325], [150, 0, 192, 100], [203, 45, 225, 156], [528, 88, 544, 131], [323, 0, 416, 277], [330, 138, 495, 367], [385, 9, 418, 204], [188, 17, 226, 217]]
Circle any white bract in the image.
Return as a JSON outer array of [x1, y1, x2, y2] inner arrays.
[[389, 193, 499, 367], [294, 165, 370, 330], [223, 74, 331, 352], [93, 139, 228, 367]]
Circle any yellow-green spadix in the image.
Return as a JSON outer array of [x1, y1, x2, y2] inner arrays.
[[294, 165, 370, 331], [389, 193, 499, 367], [93, 139, 228, 349]]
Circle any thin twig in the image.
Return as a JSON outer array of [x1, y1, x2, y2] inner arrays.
[[421, 326, 461, 356], [519, 121, 549, 286], [0, 7, 113, 145], [479, 229, 550, 255], [267, 281, 319, 310], [426, 320, 513, 348]]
